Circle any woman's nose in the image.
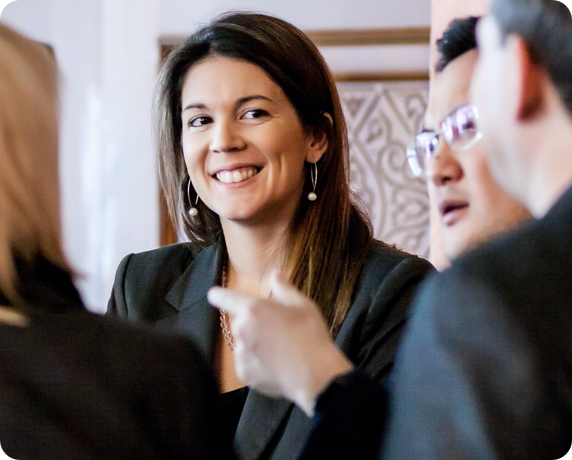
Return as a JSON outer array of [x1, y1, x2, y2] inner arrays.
[[426, 141, 463, 187], [209, 119, 246, 154]]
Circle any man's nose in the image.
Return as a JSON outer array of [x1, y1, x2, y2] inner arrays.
[[426, 141, 463, 187]]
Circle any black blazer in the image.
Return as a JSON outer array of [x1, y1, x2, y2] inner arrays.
[[108, 240, 434, 460], [0, 257, 227, 460], [381, 186, 572, 459]]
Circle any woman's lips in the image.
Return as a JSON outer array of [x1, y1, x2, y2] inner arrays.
[[213, 166, 259, 184]]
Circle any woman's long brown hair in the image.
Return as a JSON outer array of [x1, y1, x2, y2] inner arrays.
[[155, 12, 373, 334]]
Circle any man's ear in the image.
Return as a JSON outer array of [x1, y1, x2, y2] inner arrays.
[[305, 113, 332, 163], [506, 34, 543, 121]]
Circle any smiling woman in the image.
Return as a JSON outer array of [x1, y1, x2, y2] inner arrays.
[[108, 11, 434, 460], [179, 57, 326, 227]]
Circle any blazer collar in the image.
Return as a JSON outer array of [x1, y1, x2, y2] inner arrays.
[[163, 242, 224, 362], [165, 242, 223, 310]]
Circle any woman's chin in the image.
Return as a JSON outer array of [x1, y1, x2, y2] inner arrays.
[[218, 209, 285, 227], [215, 197, 299, 227], [218, 210, 259, 224]]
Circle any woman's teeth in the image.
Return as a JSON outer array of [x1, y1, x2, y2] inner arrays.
[[216, 168, 257, 184]]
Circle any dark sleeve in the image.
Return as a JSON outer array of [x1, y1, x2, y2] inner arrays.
[[106, 253, 134, 317], [299, 370, 387, 460], [381, 270, 571, 460], [352, 255, 435, 384]]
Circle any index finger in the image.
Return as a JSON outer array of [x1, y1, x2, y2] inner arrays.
[[207, 286, 256, 315]]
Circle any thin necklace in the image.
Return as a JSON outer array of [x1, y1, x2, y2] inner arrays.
[[219, 261, 236, 350]]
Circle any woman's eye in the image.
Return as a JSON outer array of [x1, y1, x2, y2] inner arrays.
[[188, 116, 212, 128], [243, 109, 269, 119]]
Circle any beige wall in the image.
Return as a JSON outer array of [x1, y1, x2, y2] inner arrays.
[[428, 0, 491, 270]]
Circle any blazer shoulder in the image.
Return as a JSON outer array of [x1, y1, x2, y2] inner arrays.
[[363, 240, 435, 282], [107, 243, 215, 319], [123, 242, 196, 271], [351, 240, 435, 323], [335, 241, 434, 381], [116, 242, 209, 289]]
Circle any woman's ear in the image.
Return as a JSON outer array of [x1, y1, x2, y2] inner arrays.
[[305, 113, 332, 163]]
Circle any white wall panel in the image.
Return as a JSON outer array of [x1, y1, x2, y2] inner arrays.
[[321, 44, 430, 75], [160, 0, 430, 34], [2, 0, 160, 312]]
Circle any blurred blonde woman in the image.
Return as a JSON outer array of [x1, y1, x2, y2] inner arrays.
[[0, 24, 228, 460]]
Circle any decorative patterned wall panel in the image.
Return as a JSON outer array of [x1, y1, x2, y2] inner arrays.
[[338, 81, 430, 258]]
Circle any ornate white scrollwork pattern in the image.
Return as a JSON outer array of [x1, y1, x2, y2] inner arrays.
[[338, 81, 430, 258]]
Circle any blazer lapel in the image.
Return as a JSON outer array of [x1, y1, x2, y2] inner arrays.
[[163, 243, 223, 363], [235, 390, 294, 460], [162, 241, 295, 459]]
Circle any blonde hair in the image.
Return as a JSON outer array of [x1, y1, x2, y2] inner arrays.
[[0, 24, 70, 301]]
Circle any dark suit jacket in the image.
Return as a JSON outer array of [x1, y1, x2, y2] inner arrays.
[[107, 240, 434, 460], [0, 256, 227, 460], [382, 186, 572, 459], [302, 187, 572, 460]]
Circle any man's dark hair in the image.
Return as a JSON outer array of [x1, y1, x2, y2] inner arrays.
[[491, 0, 572, 115], [435, 16, 480, 73]]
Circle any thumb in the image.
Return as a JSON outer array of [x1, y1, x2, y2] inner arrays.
[[269, 271, 313, 308]]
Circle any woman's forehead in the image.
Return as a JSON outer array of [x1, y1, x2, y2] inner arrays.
[[181, 56, 287, 107]]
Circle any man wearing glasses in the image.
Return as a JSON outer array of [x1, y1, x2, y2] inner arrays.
[[409, 17, 530, 266], [382, 1, 572, 458]]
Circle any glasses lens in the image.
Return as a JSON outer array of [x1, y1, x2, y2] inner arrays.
[[407, 132, 439, 177], [443, 105, 482, 151]]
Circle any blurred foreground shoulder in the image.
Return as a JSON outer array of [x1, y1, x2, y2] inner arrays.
[[0, 308, 229, 460]]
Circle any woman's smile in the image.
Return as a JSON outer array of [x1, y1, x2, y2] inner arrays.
[[213, 166, 260, 184]]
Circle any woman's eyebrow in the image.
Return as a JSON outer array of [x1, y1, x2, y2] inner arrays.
[[181, 102, 206, 113], [236, 95, 273, 106], [181, 96, 273, 114]]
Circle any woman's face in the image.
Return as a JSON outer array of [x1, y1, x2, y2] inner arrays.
[[180, 56, 326, 226]]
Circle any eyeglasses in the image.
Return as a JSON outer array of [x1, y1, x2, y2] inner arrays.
[[406, 104, 483, 177]]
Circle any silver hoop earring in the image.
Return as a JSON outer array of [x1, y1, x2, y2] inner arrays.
[[187, 179, 199, 217], [308, 162, 318, 201]]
